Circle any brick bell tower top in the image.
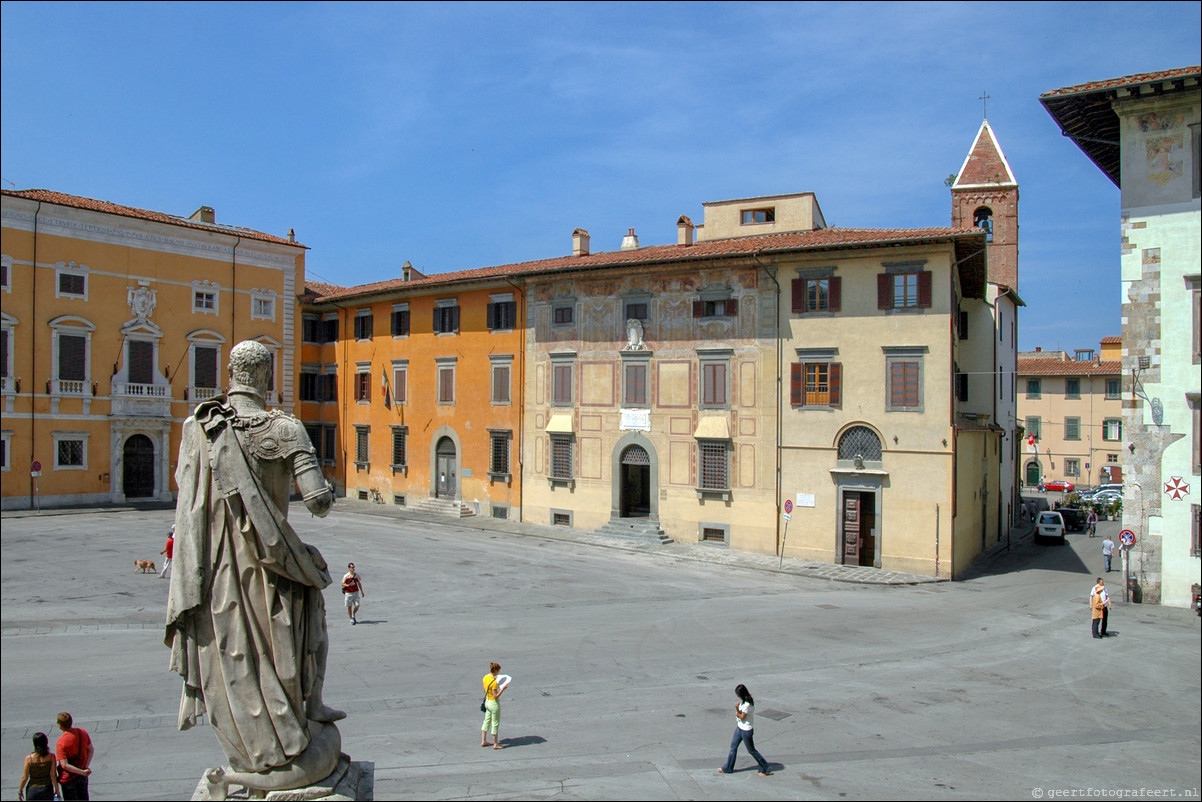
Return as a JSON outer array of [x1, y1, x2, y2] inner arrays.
[[951, 118, 1019, 288]]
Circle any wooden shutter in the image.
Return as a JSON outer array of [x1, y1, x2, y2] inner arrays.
[[726, 298, 738, 317], [877, 273, 892, 309], [692, 300, 703, 317], [829, 277, 842, 312], [194, 347, 218, 388], [486, 303, 497, 330], [829, 363, 842, 407], [790, 363, 803, 406], [59, 334, 86, 381], [917, 271, 932, 308], [791, 280, 804, 313], [0, 330, 8, 378], [128, 340, 154, 384]]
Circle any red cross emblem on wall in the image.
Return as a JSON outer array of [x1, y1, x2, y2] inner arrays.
[[1164, 476, 1190, 500]]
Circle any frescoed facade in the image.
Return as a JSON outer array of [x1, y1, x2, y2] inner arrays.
[[1, 189, 305, 510], [1042, 67, 1201, 606]]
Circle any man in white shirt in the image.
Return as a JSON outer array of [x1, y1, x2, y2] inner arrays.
[[1101, 536, 1115, 573]]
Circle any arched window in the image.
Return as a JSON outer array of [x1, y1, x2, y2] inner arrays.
[[838, 426, 882, 464], [973, 207, 994, 242]]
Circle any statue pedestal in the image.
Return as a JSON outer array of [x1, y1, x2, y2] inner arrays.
[[190, 754, 372, 801]]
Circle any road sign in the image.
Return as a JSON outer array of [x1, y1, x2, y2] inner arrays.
[[783, 512, 791, 522], [31, 460, 41, 472], [1119, 529, 1135, 547], [783, 499, 793, 514]]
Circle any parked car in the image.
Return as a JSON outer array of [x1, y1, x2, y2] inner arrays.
[[1082, 484, 1123, 499], [1090, 490, 1123, 506], [1058, 507, 1088, 533], [1043, 480, 1075, 492], [1035, 511, 1066, 543]]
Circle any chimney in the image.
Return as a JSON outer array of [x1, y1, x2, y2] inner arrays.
[[1035, 347, 1042, 352], [621, 227, 639, 250], [572, 228, 590, 257], [287, 228, 296, 243], [189, 206, 215, 224], [677, 215, 694, 246]]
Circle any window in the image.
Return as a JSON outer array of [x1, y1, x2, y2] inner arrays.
[[740, 208, 774, 224], [434, 302, 460, 334], [489, 430, 511, 478], [437, 359, 456, 404], [877, 268, 931, 310], [1027, 378, 1042, 399], [322, 316, 339, 343], [320, 369, 338, 403], [56, 332, 88, 392], [322, 425, 336, 465], [1103, 418, 1122, 441], [624, 361, 648, 407], [1189, 276, 1201, 364], [1193, 504, 1201, 558], [791, 277, 842, 314], [355, 367, 371, 403], [1026, 416, 1042, 439], [698, 440, 729, 490], [53, 432, 87, 470], [958, 310, 969, 340], [251, 295, 275, 321], [699, 357, 729, 409], [487, 297, 517, 331], [0, 255, 10, 291], [973, 207, 993, 242], [552, 510, 572, 526], [392, 361, 408, 405], [126, 340, 155, 385], [303, 315, 322, 344], [1065, 458, 1080, 477], [0, 430, 10, 471], [194, 289, 217, 313], [300, 370, 319, 402], [838, 426, 883, 463], [625, 301, 649, 321], [0, 328, 9, 389], [56, 262, 88, 299], [791, 361, 843, 408], [1193, 396, 1201, 475], [887, 359, 922, 410], [354, 310, 373, 340], [390, 426, 407, 470], [549, 434, 574, 480], [491, 357, 512, 405], [1065, 417, 1081, 440], [552, 305, 574, 326], [955, 370, 969, 403], [1066, 378, 1081, 398], [391, 304, 410, 337], [1105, 378, 1120, 399], [693, 297, 738, 318], [701, 525, 728, 543], [551, 357, 574, 406], [354, 426, 370, 468], [1074, 349, 1094, 362]]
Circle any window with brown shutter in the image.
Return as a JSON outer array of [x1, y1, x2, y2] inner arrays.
[[355, 371, 371, 402], [438, 365, 455, 404], [890, 361, 920, 408], [194, 347, 218, 389], [625, 363, 647, 406], [552, 363, 572, 405], [391, 309, 409, 336], [791, 362, 842, 407], [701, 361, 727, 407], [128, 340, 154, 385], [0, 330, 8, 379], [58, 334, 86, 381], [792, 277, 842, 314], [879, 271, 931, 309]]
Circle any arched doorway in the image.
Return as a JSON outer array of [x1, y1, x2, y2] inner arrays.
[[619, 444, 651, 518], [435, 437, 457, 499], [123, 434, 155, 498], [1025, 461, 1041, 487]]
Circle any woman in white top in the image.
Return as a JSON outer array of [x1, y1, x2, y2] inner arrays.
[[718, 684, 773, 776]]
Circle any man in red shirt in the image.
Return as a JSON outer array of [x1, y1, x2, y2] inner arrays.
[[159, 525, 175, 579], [55, 712, 93, 800], [342, 562, 365, 625]]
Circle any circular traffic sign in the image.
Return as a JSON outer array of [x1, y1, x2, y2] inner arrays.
[[31, 460, 41, 472], [783, 499, 794, 514], [1119, 529, 1135, 547]]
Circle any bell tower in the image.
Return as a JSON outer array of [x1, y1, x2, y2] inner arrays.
[[951, 119, 1019, 288]]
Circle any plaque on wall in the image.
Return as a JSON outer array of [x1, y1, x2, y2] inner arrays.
[[619, 409, 651, 431]]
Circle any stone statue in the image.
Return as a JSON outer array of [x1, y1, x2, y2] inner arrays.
[[623, 318, 646, 351], [165, 340, 342, 800]]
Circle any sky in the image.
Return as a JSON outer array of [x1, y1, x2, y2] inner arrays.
[[2, 1, 1199, 352]]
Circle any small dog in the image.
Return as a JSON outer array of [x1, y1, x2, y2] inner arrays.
[[134, 559, 157, 574]]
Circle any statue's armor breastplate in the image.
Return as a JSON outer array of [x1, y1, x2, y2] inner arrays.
[[233, 411, 314, 463]]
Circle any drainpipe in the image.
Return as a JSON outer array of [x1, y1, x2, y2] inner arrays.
[[30, 202, 42, 510], [505, 275, 525, 521], [755, 251, 782, 559], [231, 237, 241, 343]]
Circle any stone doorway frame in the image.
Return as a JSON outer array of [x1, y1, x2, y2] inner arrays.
[[610, 432, 659, 523]]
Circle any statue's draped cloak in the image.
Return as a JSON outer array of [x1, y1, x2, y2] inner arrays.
[[165, 399, 331, 773]]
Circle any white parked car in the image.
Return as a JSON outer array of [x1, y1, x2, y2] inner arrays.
[[1035, 511, 1066, 543]]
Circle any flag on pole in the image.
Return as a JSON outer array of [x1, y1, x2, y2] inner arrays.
[[381, 365, 391, 409]]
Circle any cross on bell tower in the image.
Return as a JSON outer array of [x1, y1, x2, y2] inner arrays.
[[979, 90, 991, 119]]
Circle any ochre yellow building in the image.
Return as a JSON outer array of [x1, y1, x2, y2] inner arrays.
[[1, 190, 305, 510]]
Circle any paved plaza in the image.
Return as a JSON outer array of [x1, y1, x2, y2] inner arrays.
[[2, 503, 1199, 800]]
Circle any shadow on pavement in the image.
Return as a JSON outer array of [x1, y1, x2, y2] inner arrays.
[[500, 735, 547, 748]]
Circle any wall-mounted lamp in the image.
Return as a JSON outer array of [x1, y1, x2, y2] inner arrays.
[[1132, 355, 1163, 425], [893, 435, 899, 445]]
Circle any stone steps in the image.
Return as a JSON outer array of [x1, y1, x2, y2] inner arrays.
[[594, 517, 672, 544], [414, 497, 476, 518]]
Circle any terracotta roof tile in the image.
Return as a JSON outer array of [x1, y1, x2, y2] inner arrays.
[[311, 226, 984, 303], [1039, 67, 1200, 99], [1, 189, 304, 247], [300, 281, 345, 301], [1099, 336, 1121, 344], [1017, 357, 1121, 377]]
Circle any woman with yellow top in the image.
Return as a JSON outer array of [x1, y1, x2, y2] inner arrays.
[[480, 662, 509, 749]]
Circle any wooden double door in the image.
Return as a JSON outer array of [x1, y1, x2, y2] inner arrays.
[[841, 491, 877, 568]]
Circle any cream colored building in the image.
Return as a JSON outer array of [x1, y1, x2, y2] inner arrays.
[[1042, 67, 1201, 606], [1016, 340, 1123, 489], [1, 190, 305, 510]]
